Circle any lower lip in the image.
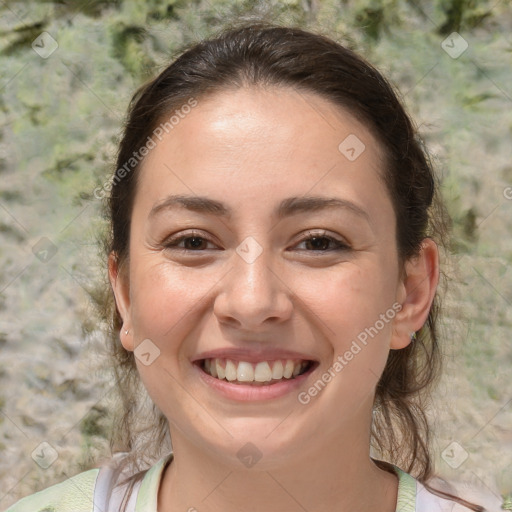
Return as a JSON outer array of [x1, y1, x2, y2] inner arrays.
[[193, 362, 316, 401]]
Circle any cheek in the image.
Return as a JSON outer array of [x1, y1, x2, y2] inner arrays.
[[300, 268, 397, 408], [293, 262, 398, 338], [129, 260, 212, 340], [127, 262, 210, 417]]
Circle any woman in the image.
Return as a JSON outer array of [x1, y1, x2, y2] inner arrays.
[[6, 22, 501, 512]]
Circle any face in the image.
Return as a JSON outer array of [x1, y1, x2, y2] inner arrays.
[[111, 86, 415, 468]]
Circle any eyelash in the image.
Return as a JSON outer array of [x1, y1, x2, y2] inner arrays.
[[162, 230, 350, 253], [294, 231, 349, 252]]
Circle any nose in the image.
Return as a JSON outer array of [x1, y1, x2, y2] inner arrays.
[[213, 243, 293, 331]]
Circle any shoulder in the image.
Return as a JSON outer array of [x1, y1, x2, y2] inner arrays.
[[416, 477, 504, 512], [5, 468, 100, 512], [4, 452, 143, 512], [392, 464, 504, 512]]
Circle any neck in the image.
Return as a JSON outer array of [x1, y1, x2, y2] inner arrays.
[[158, 426, 399, 512]]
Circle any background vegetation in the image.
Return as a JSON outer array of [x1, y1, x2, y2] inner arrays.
[[0, 0, 511, 507]]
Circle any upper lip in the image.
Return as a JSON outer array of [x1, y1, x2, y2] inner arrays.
[[192, 347, 318, 364]]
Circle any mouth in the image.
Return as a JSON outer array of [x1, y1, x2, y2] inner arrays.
[[196, 358, 316, 386]]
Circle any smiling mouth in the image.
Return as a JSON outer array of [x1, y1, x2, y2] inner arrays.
[[198, 358, 315, 386]]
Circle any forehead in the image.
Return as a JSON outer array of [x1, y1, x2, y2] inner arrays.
[[134, 86, 390, 220], [156, 85, 383, 159]]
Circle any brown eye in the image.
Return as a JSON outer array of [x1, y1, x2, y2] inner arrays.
[[163, 231, 219, 251], [182, 236, 208, 250], [294, 233, 349, 252], [304, 236, 332, 251]]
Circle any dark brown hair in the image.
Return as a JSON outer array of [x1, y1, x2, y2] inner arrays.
[[102, 22, 485, 511]]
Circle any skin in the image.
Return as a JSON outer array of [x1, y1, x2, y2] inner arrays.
[[109, 85, 439, 512]]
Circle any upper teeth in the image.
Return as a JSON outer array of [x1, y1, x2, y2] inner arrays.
[[203, 358, 308, 382]]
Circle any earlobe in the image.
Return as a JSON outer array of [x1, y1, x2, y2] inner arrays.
[[391, 238, 439, 349], [108, 252, 134, 352]]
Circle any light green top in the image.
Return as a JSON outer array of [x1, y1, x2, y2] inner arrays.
[[5, 455, 417, 512], [4, 468, 100, 512]]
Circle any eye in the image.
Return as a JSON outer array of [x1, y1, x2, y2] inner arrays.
[[162, 231, 219, 251], [293, 231, 349, 252]]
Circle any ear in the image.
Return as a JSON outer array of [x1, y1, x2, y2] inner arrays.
[[391, 238, 439, 349], [108, 251, 134, 352]]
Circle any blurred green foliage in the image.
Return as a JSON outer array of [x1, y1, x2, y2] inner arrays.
[[0, 0, 509, 298], [0, 0, 511, 502]]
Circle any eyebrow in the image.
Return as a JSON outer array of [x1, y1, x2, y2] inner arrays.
[[149, 194, 371, 223]]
